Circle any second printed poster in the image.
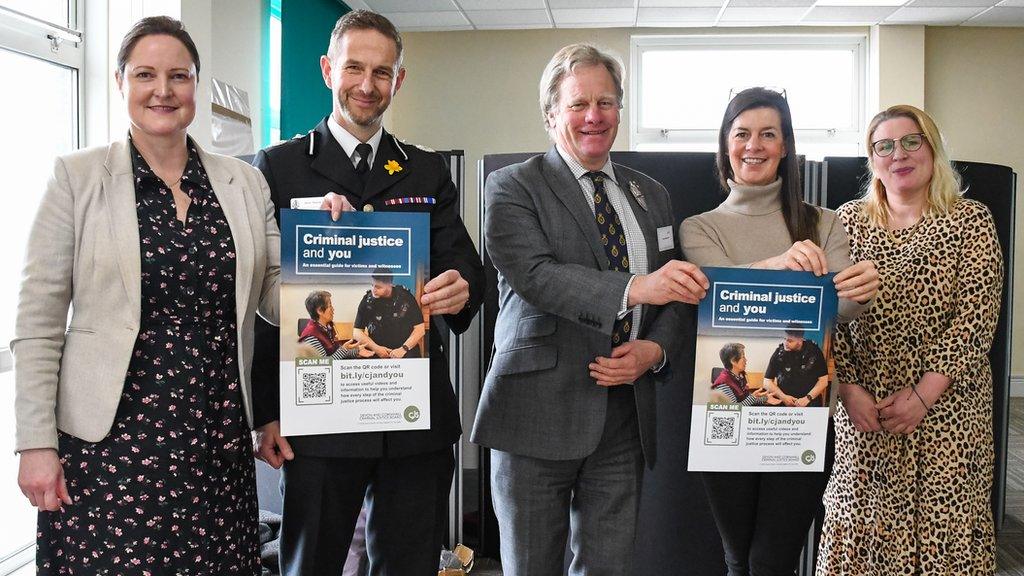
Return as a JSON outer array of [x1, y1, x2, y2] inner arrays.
[[688, 267, 838, 472], [278, 209, 431, 437]]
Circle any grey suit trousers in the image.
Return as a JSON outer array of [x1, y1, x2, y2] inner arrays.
[[490, 386, 644, 576]]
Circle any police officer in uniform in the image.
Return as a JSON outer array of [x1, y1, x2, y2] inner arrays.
[[353, 270, 425, 360], [249, 10, 484, 576]]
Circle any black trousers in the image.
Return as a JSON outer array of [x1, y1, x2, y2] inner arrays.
[[279, 447, 455, 576], [701, 422, 835, 576]]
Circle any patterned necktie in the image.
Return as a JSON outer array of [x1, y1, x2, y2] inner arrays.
[[585, 171, 632, 346]]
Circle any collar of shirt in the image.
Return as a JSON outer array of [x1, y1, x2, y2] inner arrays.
[[554, 144, 618, 188], [128, 134, 204, 191], [327, 115, 383, 169]]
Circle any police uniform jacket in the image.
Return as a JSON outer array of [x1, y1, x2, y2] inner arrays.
[[251, 118, 484, 458]]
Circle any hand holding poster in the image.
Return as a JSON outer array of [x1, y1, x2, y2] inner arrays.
[[688, 267, 838, 472], [279, 209, 431, 436]]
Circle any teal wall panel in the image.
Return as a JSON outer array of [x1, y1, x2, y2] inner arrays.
[[280, 0, 350, 139]]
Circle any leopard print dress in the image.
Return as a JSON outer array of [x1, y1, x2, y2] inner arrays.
[[817, 198, 1003, 575]]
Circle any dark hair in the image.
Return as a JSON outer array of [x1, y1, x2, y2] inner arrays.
[[117, 16, 200, 78], [784, 325, 805, 339], [328, 10, 403, 65], [305, 290, 332, 319], [716, 87, 819, 245], [719, 343, 745, 370], [371, 268, 394, 284]]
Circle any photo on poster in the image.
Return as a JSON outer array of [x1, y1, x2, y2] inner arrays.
[[278, 209, 431, 436], [688, 267, 838, 472]]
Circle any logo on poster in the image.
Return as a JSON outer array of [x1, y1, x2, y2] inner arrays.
[[404, 405, 421, 422]]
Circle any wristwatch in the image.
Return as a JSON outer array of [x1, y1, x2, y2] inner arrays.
[[804, 394, 814, 402], [401, 344, 411, 352]]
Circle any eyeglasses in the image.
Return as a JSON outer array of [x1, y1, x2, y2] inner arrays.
[[871, 133, 926, 157]]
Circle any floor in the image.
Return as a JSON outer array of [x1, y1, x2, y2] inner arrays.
[[471, 397, 1024, 576]]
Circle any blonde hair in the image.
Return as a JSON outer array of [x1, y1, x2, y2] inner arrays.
[[862, 105, 963, 228]]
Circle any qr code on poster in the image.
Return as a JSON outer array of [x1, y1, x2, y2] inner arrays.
[[295, 362, 332, 405], [704, 409, 741, 446]]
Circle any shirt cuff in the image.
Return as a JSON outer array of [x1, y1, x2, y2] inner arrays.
[[651, 345, 667, 373], [618, 275, 636, 319]]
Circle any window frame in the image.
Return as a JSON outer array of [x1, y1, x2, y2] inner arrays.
[[629, 33, 868, 157], [0, 3, 83, 572], [0, 2, 82, 371]]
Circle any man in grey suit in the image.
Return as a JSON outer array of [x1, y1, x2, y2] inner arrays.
[[471, 44, 708, 576]]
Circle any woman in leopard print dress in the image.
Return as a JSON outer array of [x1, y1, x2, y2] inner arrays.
[[817, 105, 1003, 574]]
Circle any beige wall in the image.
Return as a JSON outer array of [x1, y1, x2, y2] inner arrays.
[[388, 24, 1022, 381], [924, 27, 1024, 379]]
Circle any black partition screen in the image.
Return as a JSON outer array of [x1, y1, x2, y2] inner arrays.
[[476, 151, 1015, 574]]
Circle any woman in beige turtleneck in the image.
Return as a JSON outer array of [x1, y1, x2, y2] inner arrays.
[[680, 87, 879, 576]]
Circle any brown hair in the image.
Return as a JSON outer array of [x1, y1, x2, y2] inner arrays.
[[327, 10, 403, 66], [116, 16, 200, 77], [716, 87, 819, 245]]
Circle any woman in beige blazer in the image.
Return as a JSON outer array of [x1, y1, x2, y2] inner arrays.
[[12, 16, 280, 574]]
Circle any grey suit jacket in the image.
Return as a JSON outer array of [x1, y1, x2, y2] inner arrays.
[[12, 139, 280, 452], [471, 147, 689, 466]]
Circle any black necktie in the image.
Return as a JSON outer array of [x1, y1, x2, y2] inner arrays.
[[585, 171, 631, 346], [354, 142, 372, 190], [354, 143, 372, 174]]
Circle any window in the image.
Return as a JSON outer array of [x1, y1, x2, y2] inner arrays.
[[630, 34, 867, 160], [0, 2, 82, 573]]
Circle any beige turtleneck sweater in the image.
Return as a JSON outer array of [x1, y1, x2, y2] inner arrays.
[[679, 178, 868, 322]]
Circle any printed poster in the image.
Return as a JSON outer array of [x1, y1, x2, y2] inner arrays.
[[278, 209, 430, 436], [687, 267, 839, 472]]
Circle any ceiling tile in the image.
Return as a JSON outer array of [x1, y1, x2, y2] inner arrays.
[[999, 0, 1024, 6], [636, 6, 722, 23], [885, 5, 986, 21], [550, 7, 635, 25], [813, 0, 906, 5], [909, 0, 997, 6], [365, 0, 458, 12], [729, 0, 813, 6], [465, 9, 552, 27], [458, 0, 547, 8], [964, 5, 1024, 21], [639, 0, 724, 6], [801, 5, 900, 21], [719, 6, 810, 20], [549, 0, 634, 7], [387, 10, 471, 27]]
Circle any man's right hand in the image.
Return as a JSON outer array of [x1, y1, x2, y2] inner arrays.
[[254, 421, 295, 469], [18, 448, 71, 511], [628, 260, 708, 306]]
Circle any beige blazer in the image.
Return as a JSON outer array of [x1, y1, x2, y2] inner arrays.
[[12, 139, 280, 452]]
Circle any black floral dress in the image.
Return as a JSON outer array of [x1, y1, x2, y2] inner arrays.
[[37, 140, 260, 575]]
